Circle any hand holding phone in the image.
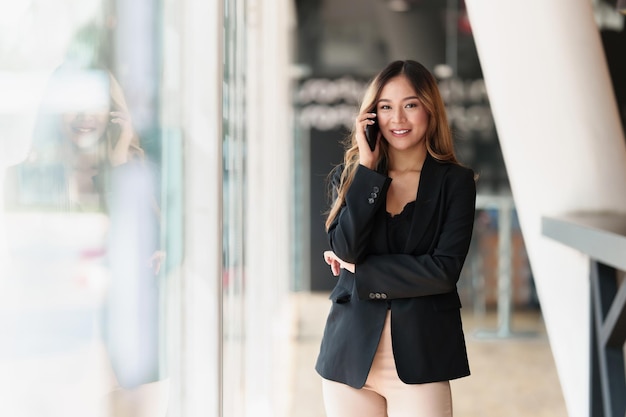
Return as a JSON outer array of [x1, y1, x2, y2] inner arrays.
[[365, 116, 379, 151], [108, 110, 134, 166]]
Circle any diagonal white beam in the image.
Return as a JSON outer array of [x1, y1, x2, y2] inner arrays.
[[465, 1, 626, 416]]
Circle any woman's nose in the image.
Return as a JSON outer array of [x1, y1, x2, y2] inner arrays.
[[74, 112, 98, 121], [391, 108, 406, 123]]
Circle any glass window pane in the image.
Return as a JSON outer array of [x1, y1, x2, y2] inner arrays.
[[0, 2, 172, 415]]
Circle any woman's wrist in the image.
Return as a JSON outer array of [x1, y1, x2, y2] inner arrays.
[[359, 159, 376, 170]]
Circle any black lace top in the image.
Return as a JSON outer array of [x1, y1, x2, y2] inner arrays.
[[386, 200, 416, 254]]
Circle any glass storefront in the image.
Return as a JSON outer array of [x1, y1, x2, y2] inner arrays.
[[0, 1, 179, 416], [0, 0, 252, 416], [0, 0, 299, 414]]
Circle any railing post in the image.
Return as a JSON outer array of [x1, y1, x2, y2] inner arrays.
[[474, 195, 535, 339], [589, 260, 626, 417]]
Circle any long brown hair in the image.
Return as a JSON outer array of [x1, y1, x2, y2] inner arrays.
[[325, 60, 459, 230]]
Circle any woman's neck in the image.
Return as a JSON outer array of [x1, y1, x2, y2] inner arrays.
[[388, 145, 427, 173]]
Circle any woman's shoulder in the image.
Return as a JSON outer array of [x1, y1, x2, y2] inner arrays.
[[443, 162, 477, 196], [431, 156, 475, 180], [448, 162, 475, 179]]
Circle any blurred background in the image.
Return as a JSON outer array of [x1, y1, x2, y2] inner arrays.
[[0, 0, 625, 416]]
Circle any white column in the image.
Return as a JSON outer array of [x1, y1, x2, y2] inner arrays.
[[245, 1, 296, 417], [465, 1, 626, 416], [169, 0, 223, 415]]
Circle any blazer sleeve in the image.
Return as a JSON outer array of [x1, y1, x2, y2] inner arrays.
[[327, 164, 392, 264], [354, 167, 476, 300]]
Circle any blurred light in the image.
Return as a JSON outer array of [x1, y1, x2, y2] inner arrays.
[[618, 0, 626, 14], [434, 64, 454, 79], [387, 0, 411, 12], [594, 0, 625, 30]]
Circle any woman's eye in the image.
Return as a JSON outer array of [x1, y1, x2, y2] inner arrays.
[[380, 105, 391, 110], [405, 102, 418, 108]]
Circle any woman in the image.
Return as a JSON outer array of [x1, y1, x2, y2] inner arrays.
[[7, 64, 167, 416], [316, 60, 476, 417], [14, 65, 145, 211]]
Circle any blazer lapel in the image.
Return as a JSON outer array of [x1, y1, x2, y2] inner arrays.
[[403, 154, 448, 253]]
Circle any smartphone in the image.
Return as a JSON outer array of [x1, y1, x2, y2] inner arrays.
[[365, 116, 379, 151], [108, 117, 122, 138]]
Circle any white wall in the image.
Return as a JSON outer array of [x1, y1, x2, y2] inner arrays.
[[464, 1, 626, 416]]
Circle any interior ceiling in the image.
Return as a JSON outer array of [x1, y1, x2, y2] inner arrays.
[[296, 0, 449, 76]]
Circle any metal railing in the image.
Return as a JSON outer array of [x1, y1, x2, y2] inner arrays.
[[471, 194, 536, 339], [543, 212, 626, 417]]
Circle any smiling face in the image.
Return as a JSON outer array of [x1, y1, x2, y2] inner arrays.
[[56, 72, 112, 150], [375, 74, 429, 154], [60, 109, 110, 150]]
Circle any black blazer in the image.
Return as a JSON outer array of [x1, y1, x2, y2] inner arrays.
[[315, 153, 476, 388]]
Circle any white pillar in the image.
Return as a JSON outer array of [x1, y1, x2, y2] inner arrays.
[[465, 1, 626, 416], [245, 1, 296, 417], [168, 0, 223, 415]]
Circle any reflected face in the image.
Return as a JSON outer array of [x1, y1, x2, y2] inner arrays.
[[54, 71, 112, 150], [60, 109, 110, 150], [376, 75, 429, 152]]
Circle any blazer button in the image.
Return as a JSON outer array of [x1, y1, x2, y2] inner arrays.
[[375, 293, 381, 299], [369, 292, 376, 299], [368, 197, 375, 204], [373, 186, 380, 193], [370, 192, 378, 198], [381, 293, 388, 300]]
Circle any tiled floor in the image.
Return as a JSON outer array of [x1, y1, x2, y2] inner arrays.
[[289, 292, 568, 417]]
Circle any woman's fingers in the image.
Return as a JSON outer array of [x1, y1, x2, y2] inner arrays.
[[148, 250, 167, 275], [356, 112, 378, 169], [110, 111, 129, 121], [356, 112, 376, 141], [323, 251, 341, 276], [323, 250, 335, 265]]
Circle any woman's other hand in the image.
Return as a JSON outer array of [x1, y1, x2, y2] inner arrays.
[[148, 250, 167, 275], [323, 250, 355, 275]]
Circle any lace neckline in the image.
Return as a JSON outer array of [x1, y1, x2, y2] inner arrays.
[[386, 200, 416, 219]]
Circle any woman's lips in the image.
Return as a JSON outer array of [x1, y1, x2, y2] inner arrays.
[[71, 125, 97, 134], [391, 129, 410, 136]]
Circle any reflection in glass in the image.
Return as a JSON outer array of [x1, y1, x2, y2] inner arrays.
[[0, 1, 188, 416], [1, 62, 165, 416]]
